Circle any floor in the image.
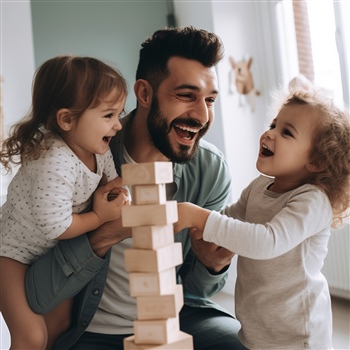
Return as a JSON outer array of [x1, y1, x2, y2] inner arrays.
[[211, 291, 350, 350]]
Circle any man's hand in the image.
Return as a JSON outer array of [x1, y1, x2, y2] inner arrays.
[[88, 216, 132, 258], [189, 228, 234, 274]]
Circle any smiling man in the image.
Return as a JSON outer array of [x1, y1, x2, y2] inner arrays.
[[25, 26, 247, 350]]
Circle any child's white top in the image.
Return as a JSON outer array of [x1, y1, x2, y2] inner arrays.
[[0, 136, 118, 264], [204, 174, 333, 349]]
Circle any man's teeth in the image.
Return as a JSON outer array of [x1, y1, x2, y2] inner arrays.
[[176, 125, 199, 133]]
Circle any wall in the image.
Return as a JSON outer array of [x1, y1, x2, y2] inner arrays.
[[0, 1, 34, 345], [30, 0, 170, 113], [0, 1, 36, 213]]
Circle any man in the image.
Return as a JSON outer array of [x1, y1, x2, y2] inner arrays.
[[26, 26, 246, 349]]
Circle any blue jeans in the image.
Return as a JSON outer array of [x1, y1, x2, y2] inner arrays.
[[68, 305, 247, 350]]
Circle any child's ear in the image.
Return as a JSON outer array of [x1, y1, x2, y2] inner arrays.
[[57, 109, 73, 131], [134, 79, 153, 108], [306, 160, 322, 173]]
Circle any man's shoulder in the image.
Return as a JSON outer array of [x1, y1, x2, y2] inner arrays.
[[175, 138, 229, 178], [197, 138, 226, 161]]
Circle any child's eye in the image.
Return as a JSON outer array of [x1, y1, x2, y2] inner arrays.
[[282, 128, 293, 137], [269, 123, 276, 130], [104, 113, 114, 119]]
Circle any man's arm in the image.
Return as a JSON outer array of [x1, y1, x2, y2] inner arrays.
[[26, 214, 131, 314], [178, 153, 234, 299]]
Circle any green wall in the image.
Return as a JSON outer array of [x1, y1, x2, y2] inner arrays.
[[30, 0, 171, 111]]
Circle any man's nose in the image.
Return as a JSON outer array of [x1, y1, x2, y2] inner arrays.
[[189, 99, 210, 125]]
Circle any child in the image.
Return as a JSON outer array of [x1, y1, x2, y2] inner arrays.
[[175, 89, 350, 349], [0, 55, 130, 349]]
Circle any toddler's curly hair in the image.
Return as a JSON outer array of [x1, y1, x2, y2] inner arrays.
[[281, 90, 350, 227]]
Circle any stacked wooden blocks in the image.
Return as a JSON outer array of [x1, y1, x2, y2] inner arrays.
[[122, 162, 193, 350]]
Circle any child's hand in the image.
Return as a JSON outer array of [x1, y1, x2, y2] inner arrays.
[[93, 179, 129, 224], [106, 177, 131, 203], [174, 202, 200, 233], [174, 202, 211, 233]]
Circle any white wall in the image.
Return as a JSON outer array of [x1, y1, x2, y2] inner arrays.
[[0, 2, 35, 348], [0, 1, 35, 202]]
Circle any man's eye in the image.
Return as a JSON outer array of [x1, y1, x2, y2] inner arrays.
[[206, 98, 216, 105], [178, 93, 193, 99]]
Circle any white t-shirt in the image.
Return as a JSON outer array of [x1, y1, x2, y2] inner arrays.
[[0, 136, 118, 264], [86, 145, 136, 335]]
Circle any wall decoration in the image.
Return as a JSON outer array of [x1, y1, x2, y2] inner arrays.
[[229, 55, 260, 112]]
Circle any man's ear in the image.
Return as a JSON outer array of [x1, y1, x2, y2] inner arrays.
[[134, 79, 153, 108], [56, 109, 73, 131]]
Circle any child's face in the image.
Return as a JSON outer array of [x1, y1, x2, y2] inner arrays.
[[68, 88, 125, 157], [256, 104, 317, 192]]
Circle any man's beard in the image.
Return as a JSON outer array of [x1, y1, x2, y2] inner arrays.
[[147, 97, 208, 163]]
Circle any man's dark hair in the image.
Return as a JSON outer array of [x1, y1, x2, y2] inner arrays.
[[136, 26, 224, 92]]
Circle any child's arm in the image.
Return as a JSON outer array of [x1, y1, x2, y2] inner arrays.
[[58, 179, 129, 240], [174, 202, 211, 233]]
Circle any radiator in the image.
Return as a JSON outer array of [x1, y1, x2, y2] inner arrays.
[[322, 224, 350, 299]]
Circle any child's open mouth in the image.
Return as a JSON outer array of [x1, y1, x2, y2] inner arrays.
[[103, 136, 112, 143], [261, 144, 274, 156]]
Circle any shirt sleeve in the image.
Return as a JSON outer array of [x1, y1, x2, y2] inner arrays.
[[179, 152, 233, 299], [203, 187, 332, 259]]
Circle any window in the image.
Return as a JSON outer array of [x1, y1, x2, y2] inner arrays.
[[276, 0, 349, 108]]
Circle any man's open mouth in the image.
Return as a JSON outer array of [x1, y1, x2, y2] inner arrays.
[[173, 124, 200, 141]]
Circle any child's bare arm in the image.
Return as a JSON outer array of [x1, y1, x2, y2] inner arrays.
[[58, 178, 128, 240], [174, 202, 211, 233]]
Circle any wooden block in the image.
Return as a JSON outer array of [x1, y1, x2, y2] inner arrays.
[[137, 284, 183, 320], [132, 225, 174, 249], [125, 243, 182, 273], [129, 268, 176, 297], [124, 331, 193, 349], [132, 184, 167, 205], [134, 317, 180, 344], [122, 162, 173, 186], [122, 201, 178, 227]]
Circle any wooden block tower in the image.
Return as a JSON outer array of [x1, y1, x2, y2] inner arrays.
[[122, 162, 193, 350]]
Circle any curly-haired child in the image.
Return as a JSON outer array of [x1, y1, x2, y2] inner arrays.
[[175, 89, 350, 349]]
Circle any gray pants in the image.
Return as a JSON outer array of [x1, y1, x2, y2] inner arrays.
[[68, 305, 247, 350]]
